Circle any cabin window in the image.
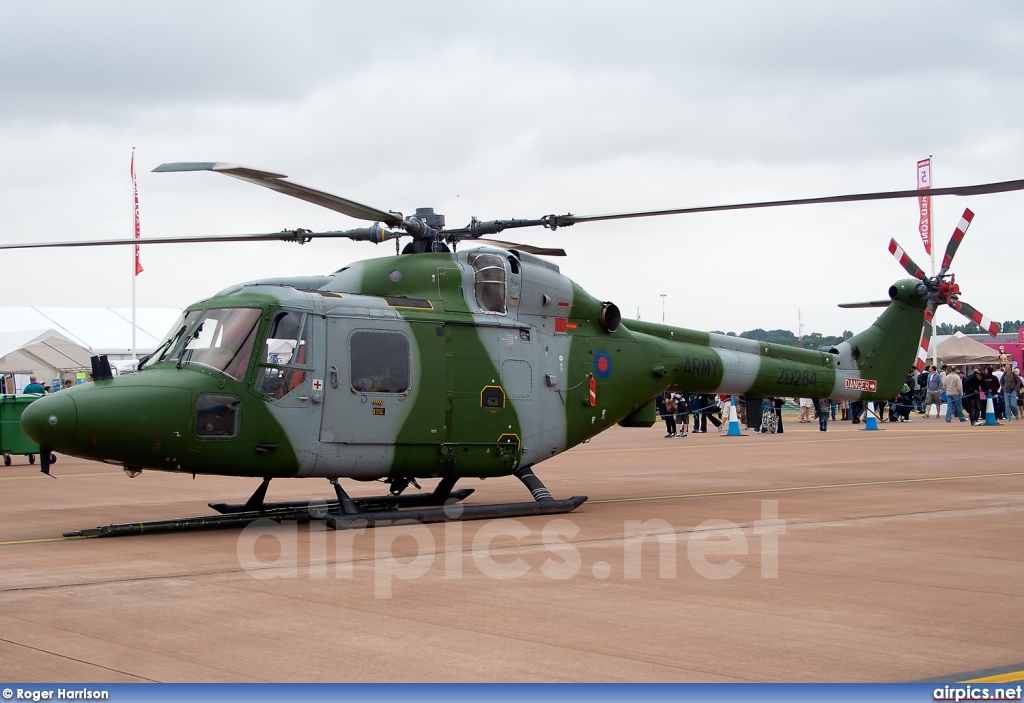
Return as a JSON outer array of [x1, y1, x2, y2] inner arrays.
[[349, 330, 411, 394], [195, 394, 240, 437], [468, 252, 507, 314], [256, 310, 310, 398]]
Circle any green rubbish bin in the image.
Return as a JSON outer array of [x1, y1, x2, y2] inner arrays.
[[0, 394, 56, 467]]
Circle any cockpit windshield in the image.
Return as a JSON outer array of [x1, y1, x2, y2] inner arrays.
[[176, 308, 263, 381], [141, 309, 200, 370]]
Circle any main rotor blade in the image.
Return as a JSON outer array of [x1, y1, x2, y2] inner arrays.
[[837, 300, 891, 309], [949, 299, 1001, 336], [887, 239, 927, 280], [153, 162, 404, 229], [938, 208, 974, 276], [479, 239, 567, 256], [0, 229, 399, 250], [547, 178, 1024, 228]]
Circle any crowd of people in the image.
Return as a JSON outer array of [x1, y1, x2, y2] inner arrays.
[[656, 392, 792, 437], [655, 392, 725, 437], [656, 359, 1022, 437], [17, 375, 89, 394], [919, 361, 1021, 424]]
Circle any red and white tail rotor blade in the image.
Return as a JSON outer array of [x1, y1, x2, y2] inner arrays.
[[938, 208, 974, 276], [888, 239, 927, 280], [949, 299, 1001, 336], [914, 307, 936, 371]]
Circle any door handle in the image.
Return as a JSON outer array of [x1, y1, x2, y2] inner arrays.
[[330, 365, 339, 389]]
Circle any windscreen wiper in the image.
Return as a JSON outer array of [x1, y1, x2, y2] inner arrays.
[[138, 325, 186, 371]]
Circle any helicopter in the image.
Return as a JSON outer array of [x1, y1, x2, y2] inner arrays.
[[5, 162, 1021, 536]]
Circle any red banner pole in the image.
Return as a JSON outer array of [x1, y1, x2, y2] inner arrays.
[[131, 148, 142, 359], [916, 156, 932, 258]]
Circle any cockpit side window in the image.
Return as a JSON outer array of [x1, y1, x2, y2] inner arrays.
[[468, 252, 507, 314], [256, 310, 311, 399], [349, 330, 410, 394]]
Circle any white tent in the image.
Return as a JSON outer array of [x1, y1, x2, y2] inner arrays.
[[0, 307, 183, 354], [0, 329, 95, 378], [935, 331, 1001, 367]]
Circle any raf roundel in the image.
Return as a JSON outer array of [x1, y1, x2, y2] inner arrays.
[[594, 351, 612, 378]]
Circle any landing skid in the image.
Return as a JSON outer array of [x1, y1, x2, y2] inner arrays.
[[62, 504, 320, 538], [326, 496, 587, 530], [325, 465, 586, 529], [62, 466, 586, 538], [208, 488, 477, 515]]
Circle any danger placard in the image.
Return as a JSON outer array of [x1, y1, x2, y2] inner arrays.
[[845, 377, 877, 393]]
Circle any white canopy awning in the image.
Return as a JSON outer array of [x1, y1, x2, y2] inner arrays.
[[935, 331, 1001, 367], [0, 329, 95, 377]]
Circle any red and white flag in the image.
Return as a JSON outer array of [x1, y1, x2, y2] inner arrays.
[[916, 158, 931, 255], [131, 149, 143, 276]]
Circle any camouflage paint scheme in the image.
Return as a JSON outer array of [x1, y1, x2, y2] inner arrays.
[[21, 248, 926, 485]]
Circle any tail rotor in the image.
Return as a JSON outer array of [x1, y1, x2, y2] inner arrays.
[[948, 298, 1001, 337], [938, 209, 974, 276], [886, 208, 1000, 370], [887, 238, 928, 281]]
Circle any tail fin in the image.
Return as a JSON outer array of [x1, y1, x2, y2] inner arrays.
[[837, 279, 927, 399]]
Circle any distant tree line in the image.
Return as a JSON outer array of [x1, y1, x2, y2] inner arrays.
[[709, 320, 1022, 348], [935, 320, 1023, 336], [708, 329, 854, 348]]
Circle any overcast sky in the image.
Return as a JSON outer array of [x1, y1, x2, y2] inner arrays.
[[2, 1, 1023, 347]]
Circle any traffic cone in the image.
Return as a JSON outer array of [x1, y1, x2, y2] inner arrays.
[[984, 396, 999, 425], [938, 402, 947, 419], [725, 396, 746, 436], [928, 402, 939, 418], [864, 402, 879, 431]]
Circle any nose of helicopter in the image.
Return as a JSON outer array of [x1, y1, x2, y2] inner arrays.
[[21, 392, 78, 450]]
